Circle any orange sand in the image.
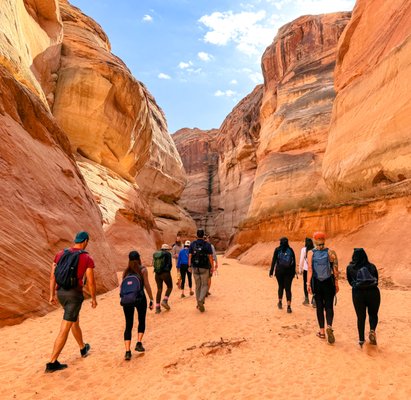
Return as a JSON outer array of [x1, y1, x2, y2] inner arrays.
[[1, 257, 410, 399]]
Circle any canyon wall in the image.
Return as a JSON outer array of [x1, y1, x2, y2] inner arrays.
[[0, 0, 195, 325]]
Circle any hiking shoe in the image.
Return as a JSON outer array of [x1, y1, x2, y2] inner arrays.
[[369, 330, 377, 345], [155, 306, 161, 314], [326, 327, 335, 344], [287, 305, 292, 313], [80, 343, 90, 357], [302, 297, 309, 305], [161, 299, 170, 310], [135, 342, 145, 352], [124, 351, 132, 361], [277, 301, 283, 310], [198, 302, 205, 312], [45, 361, 68, 373]]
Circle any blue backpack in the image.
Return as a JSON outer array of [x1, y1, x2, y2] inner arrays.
[[120, 274, 144, 306], [54, 249, 86, 290], [312, 248, 332, 281], [276, 248, 293, 270], [354, 266, 378, 289]]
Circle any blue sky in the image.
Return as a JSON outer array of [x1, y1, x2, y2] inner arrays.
[[69, 0, 355, 133]]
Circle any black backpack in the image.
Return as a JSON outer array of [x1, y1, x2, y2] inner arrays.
[[191, 241, 210, 269], [354, 265, 378, 289], [120, 273, 145, 306], [54, 249, 86, 290]]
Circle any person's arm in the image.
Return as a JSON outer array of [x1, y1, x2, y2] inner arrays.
[[85, 268, 97, 308], [329, 249, 339, 293], [142, 269, 154, 308], [212, 245, 218, 269], [346, 266, 354, 287], [49, 262, 57, 305], [269, 248, 278, 277], [298, 248, 305, 274], [307, 251, 313, 294], [291, 248, 297, 275]]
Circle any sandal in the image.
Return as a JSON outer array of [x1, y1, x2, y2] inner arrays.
[[316, 332, 326, 339]]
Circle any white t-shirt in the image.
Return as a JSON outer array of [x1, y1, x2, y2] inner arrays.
[[299, 247, 309, 273]]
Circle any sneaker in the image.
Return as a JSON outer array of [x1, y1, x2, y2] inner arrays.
[[198, 301, 205, 312], [277, 301, 283, 310], [80, 343, 90, 358], [155, 306, 161, 314], [161, 299, 170, 310], [326, 326, 335, 344], [302, 297, 309, 305], [369, 330, 377, 345], [45, 360, 68, 373], [287, 305, 292, 313], [135, 342, 145, 352], [124, 351, 132, 361]]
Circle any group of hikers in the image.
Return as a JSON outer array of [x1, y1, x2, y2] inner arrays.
[[45, 228, 380, 372], [270, 232, 380, 346]]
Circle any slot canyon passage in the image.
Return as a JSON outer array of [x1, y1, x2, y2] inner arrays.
[[0, 0, 410, 399]]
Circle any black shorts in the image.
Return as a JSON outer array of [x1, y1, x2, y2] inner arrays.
[[57, 288, 84, 322]]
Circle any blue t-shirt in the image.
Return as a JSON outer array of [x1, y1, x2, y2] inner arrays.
[[177, 248, 189, 268]]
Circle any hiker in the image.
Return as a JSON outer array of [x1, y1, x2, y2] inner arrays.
[[298, 237, 315, 306], [171, 235, 183, 267], [346, 248, 380, 347], [177, 240, 194, 298], [120, 251, 154, 360], [188, 229, 214, 312], [205, 234, 218, 296], [46, 231, 97, 373], [153, 244, 173, 313], [269, 237, 296, 313], [307, 231, 339, 344]]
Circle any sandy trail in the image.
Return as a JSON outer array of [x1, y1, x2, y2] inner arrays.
[[1, 257, 410, 399]]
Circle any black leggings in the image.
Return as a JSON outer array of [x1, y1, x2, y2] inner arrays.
[[179, 264, 192, 289], [313, 277, 335, 329], [155, 271, 173, 304], [275, 273, 294, 302], [303, 270, 308, 298], [123, 297, 147, 340], [352, 287, 381, 341]]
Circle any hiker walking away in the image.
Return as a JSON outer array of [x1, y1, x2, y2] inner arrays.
[[153, 244, 173, 313], [299, 237, 315, 306], [120, 251, 154, 360], [269, 237, 296, 313], [189, 229, 214, 312], [205, 234, 218, 296], [307, 231, 339, 344], [346, 248, 380, 347], [177, 240, 194, 298], [46, 231, 97, 373], [171, 235, 183, 267]]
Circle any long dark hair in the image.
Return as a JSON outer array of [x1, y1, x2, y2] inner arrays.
[[123, 253, 143, 279], [350, 248, 370, 270], [305, 237, 314, 251]]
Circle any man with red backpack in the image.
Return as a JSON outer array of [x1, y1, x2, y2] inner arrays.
[[46, 231, 97, 373]]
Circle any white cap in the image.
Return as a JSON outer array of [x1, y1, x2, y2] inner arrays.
[[161, 244, 171, 250], [184, 240, 191, 246]]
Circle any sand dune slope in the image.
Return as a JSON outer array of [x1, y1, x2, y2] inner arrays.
[[0, 257, 410, 399]]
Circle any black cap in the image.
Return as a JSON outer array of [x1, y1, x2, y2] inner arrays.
[[128, 250, 140, 261]]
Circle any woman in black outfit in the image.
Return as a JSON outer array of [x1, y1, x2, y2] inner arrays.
[[269, 237, 296, 313], [346, 248, 380, 347], [122, 251, 154, 360]]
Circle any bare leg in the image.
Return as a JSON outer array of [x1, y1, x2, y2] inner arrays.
[[50, 320, 73, 362], [137, 332, 144, 342], [124, 340, 131, 351], [71, 319, 85, 349]]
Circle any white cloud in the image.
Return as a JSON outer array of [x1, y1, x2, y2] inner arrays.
[[214, 89, 237, 97], [142, 14, 153, 22], [178, 61, 194, 69], [199, 10, 276, 55], [230, 79, 238, 85], [158, 73, 171, 80], [249, 72, 263, 83], [293, 0, 355, 14], [198, 51, 213, 62]]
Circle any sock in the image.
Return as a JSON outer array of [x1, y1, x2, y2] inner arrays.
[[164, 296, 169, 301], [156, 303, 160, 307]]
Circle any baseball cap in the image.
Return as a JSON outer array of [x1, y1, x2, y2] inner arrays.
[[74, 231, 89, 243], [161, 244, 171, 250], [129, 250, 140, 260], [184, 240, 191, 246]]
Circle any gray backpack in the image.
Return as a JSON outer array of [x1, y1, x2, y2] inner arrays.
[[312, 248, 332, 281]]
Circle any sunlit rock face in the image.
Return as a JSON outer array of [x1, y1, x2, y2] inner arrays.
[[0, 66, 117, 327]]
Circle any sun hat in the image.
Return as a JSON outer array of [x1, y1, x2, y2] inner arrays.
[[161, 244, 171, 250]]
